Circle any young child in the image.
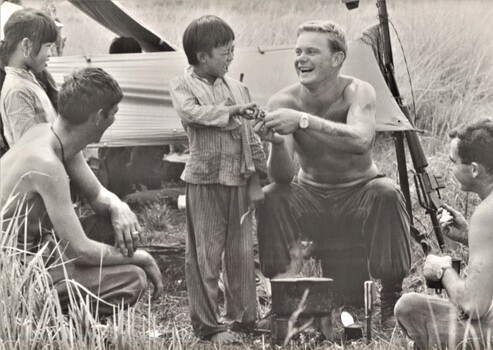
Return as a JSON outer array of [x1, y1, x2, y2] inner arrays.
[[170, 15, 266, 344]]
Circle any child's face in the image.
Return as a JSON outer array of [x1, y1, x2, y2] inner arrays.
[[27, 42, 54, 74], [200, 40, 235, 81]]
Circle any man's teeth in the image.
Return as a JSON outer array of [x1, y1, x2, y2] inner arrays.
[[299, 67, 313, 73]]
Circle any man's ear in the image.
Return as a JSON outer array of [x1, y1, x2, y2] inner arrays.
[[331, 51, 345, 67], [196, 51, 208, 63], [471, 162, 480, 178], [92, 108, 105, 126]]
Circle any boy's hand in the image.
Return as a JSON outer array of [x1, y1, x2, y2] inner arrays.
[[247, 173, 264, 208], [238, 103, 264, 120], [438, 203, 469, 244]]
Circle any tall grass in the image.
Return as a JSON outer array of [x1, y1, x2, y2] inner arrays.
[[0, 197, 172, 349]]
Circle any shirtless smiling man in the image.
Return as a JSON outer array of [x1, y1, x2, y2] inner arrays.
[[253, 20, 411, 326]]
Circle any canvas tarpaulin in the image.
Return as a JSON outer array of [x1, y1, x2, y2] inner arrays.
[[67, 0, 176, 52], [47, 38, 413, 147]]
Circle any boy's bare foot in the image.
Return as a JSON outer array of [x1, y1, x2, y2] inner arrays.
[[210, 330, 244, 344]]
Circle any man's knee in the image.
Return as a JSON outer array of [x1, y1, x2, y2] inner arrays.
[[123, 265, 148, 305], [261, 183, 293, 208], [368, 178, 403, 202], [394, 292, 424, 324]]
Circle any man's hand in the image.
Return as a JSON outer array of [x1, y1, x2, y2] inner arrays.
[[135, 250, 164, 301], [263, 108, 302, 134], [438, 203, 469, 244], [110, 201, 142, 257], [423, 255, 452, 282], [253, 119, 284, 144]]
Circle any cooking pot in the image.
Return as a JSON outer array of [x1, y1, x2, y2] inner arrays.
[[271, 277, 333, 317]]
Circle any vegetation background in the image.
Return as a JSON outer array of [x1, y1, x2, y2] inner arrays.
[[3, 0, 493, 348]]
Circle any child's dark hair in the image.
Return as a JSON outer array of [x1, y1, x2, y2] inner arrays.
[[182, 15, 235, 65], [109, 37, 142, 54], [0, 8, 58, 66], [58, 67, 123, 125]]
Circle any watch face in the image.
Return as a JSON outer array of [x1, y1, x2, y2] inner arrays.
[[436, 268, 443, 280], [300, 115, 309, 129]]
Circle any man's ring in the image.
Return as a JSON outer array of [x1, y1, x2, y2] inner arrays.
[[132, 231, 140, 236]]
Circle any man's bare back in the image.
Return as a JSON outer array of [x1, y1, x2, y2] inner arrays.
[[1, 124, 65, 238]]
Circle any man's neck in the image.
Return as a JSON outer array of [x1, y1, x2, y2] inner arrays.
[[477, 180, 493, 201], [300, 75, 342, 108], [51, 121, 89, 161]]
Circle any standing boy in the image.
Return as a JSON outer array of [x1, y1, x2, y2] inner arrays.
[[170, 15, 266, 344]]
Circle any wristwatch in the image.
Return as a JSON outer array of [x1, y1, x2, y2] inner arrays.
[[436, 265, 453, 280], [299, 113, 310, 129]]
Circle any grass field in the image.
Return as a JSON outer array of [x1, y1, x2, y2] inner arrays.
[[3, 0, 493, 349]]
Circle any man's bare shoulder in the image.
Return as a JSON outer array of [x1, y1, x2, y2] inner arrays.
[[472, 197, 493, 227], [341, 76, 376, 101], [267, 83, 302, 110], [468, 197, 493, 247], [2, 136, 65, 186]]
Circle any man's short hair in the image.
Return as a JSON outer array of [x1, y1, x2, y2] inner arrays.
[[58, 67, 123, 125], [0, 8, 58, 65], [297, 20, 348, 60], [182, 15, 235, 66], [109, 37, 142, 54], [449, 117, 493, 175]]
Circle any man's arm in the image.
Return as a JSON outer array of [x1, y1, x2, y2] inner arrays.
[[65, 152, 140, 256], [30, 161, 162, 297], [442, 205, 493, 319], [263, 81, 377, 154], [254, 94, 296, 184]]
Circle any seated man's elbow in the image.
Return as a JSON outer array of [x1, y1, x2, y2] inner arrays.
[[351, 137, 372, 155]]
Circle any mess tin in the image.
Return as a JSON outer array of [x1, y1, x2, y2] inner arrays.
[[271, 277, 333, 316]]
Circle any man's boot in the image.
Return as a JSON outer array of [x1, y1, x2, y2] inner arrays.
[[380, 280, 402, 328]]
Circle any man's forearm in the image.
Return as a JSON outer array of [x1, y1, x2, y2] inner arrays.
[[303, 114, 373, 154], [268, 139, 295, 184], [70, 240, 150, 268]]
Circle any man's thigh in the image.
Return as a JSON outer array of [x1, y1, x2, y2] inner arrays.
[[263, 182, 329, 237], [80, 214, 115, 245]]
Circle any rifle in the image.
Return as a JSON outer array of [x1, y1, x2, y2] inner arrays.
[[344, 0, 447, 254], [375, 0, 447, 254]]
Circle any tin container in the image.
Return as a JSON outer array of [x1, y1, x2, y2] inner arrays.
[[271, 277, 333, 317]]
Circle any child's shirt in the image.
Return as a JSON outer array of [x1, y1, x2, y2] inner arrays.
[[170, 67, 266, 186], [1, 67, 57, 146]]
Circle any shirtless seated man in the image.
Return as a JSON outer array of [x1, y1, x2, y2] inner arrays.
[[395, 117, 493, 349], [0, 67, 163, 315], [253, 20, 411, 326]]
